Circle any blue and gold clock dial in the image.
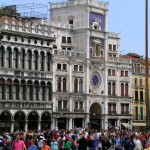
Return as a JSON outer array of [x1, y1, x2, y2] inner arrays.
[[92, 75, 99, 86], [90, 71, 101, 89]]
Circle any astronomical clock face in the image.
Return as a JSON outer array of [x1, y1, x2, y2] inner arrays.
[[91, 72, 101, 89], [90, 69, 103, 93]]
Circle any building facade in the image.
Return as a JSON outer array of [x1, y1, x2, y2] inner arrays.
[[121, 53, 150, 131], [0, 0, 132, 132]]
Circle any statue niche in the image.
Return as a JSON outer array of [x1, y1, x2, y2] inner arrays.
[[91, 17, 101, 30]]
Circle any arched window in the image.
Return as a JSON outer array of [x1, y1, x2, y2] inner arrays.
[[125, 83, 128, 96], [40, 81, 45, 101], [26, 50, 32, 70], [13, 80, 19, 100], [74, 79, 78, 93], [13, 48, 19, 68], [6, 79, 12, 100], [108, 82, 111, 95], [33, 51, 38, 70], [79, 79, 83, 93], [112, 82, 116, 96], [40, 52, 44, 71], [46, 52, 51, 71], [6, 47, 11, 68], [121, 83, 124, 96], [0, 79, 5, 99], [63, 78, 66, 92], [20, 80, 26, 100], [27, 80, 33, 100], [34, 81, 39, 101], [0, 46, 4, 67], [20, 49, 25, 69], [47, 82, 52, 101], [57, 77, 61, 92]]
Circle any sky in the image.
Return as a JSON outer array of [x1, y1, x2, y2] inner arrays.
[[0, 0, 149, 57]]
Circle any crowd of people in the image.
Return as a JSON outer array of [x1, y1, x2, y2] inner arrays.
[[0, 126, 150, 150]]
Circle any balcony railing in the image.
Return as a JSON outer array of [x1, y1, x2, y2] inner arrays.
[[121, 111, 129, 115], [108, 111, 116, 115], [74, 109, 84, 112], [58, 108, 69, 112]]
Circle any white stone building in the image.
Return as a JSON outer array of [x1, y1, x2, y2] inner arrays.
[[0, 0, 132, 132]]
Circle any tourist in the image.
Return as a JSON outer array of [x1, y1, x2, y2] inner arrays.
[[28, 139, 38, 150]]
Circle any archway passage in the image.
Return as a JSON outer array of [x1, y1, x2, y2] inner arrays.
[[57, 118, 66, 129], [14, 111, 25, 131], [74, 118, 82, 128], [0, 111, 11, 132], [41, 112, 51, 130], [89, 102, 102, 130], [28, 112, 38, 130]]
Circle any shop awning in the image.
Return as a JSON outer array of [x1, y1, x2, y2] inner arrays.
[[121, 123, 130, 128], [132, 123, 146, 126]]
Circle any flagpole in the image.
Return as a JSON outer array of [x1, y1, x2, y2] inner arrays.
[[145, 0, 149, 131]]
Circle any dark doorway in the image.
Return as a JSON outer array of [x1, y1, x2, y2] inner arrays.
[[41, 112, 51, 130], [28, 112, 38, 130]]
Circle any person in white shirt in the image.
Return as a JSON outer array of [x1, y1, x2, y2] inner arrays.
[[133, 135, 143, 150]]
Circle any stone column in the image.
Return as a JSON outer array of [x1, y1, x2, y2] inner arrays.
[[117, 119, 120, 127], [101, 119, 104, 130], [72, 118, 74, 129], [130, 119, 132, 130], [85, 114, 89, 128], [69, 118, 72, 130], [25, 120, 28, 131], [104, 117, 108, 130], [10, 120, 14, 133], [38, 120, 41, 131], [3, 49, 6, 67]]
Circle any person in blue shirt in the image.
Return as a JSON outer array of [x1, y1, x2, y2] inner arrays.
[[28, 139, 38, 150]]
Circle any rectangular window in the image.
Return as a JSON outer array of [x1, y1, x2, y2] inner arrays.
[[79, 102, 83, 110], [121, 71, 124, 76], [58, 101, 62, 110], [62, 36, 66, 43], [67, 48, 71, 50], [75, 102, 78, 109], [108, 69, 111, 75], [63, 64, 67, 70], [57, 63, 61, 70], [113, 45, 116, 51], [74, 65, 78, 71], [125, 71, 128, 76], [108, 44, 112, 50], [140, 91, 143, 102], [69, 19, 73, 25], [62, 47, 66, 50], [63, 101, 67, 109], [79, 66, 83, 72], [135, 91, 138, 101], [137, 64, 140, 73], [140, 79, 142, 86], [135, 78, 137, 85], [135, 106, 138, 120], [67, 37, 71, 43], [112, 70, 115, 76], [140, 107, 143, 120]]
